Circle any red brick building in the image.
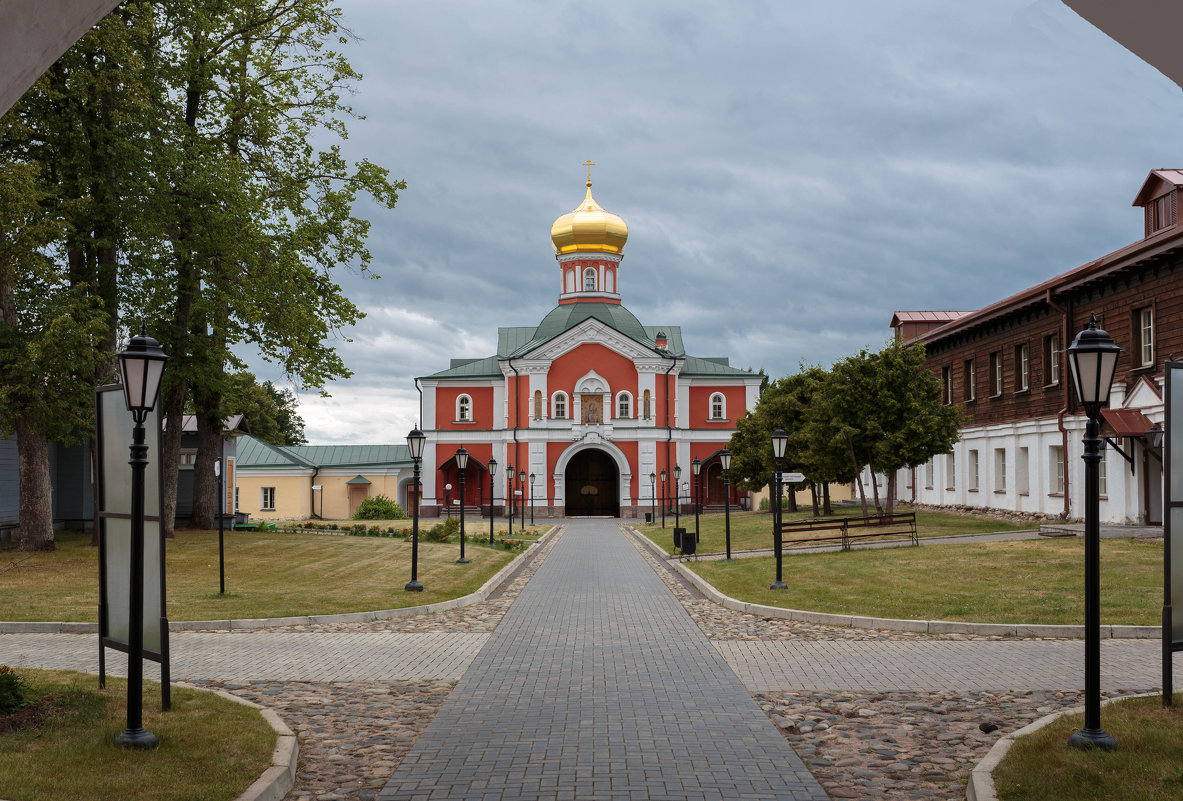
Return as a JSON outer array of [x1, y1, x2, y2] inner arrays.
[[892, 169, 1181, 524], [413, 177, 762, 518]]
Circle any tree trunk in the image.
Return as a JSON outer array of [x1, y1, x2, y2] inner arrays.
[[868, 450, 882, 515], [190, 405, 220, 529], [15, 416, 55, 551], [822, 481, 833, 516], [886, 471, 896, 517], [810, 483, 819, 517], [160, 382, 186, 538], [847, 437, 868, 517]]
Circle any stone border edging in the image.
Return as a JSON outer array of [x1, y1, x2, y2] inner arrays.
[[965, 692, 1156, 801], [176, 682, 300, 801], [0, 527, 556, 634], [629, 528, 1158, 639]]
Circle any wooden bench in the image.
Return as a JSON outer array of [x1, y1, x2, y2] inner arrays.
[[779, 512, 918, 551]]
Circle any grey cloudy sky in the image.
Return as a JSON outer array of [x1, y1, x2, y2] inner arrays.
[[256, 0, 1183, 444]]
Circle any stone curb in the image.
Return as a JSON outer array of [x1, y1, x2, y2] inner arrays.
[[629, 528, 1159, 639], [176, 682, 299, 801], [965, 692, 1157, 801], [0, 527, 556, 634]]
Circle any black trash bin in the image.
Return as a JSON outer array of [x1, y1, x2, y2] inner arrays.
[[680, 528, 696, 556], [645, 512, 653, 523], [673, 527, 683, 550]]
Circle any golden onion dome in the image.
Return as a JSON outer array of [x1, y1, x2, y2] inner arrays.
[[550, 180, 628, 254]]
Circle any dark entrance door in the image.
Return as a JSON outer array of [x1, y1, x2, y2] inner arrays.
[[564, 449, 620, 517]]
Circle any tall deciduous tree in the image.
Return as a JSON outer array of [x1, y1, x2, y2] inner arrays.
[[222, 371, 306, 447], [0, 157, 109, 551]]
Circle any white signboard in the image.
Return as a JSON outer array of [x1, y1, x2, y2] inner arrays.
[[779, 472, 806, 483]]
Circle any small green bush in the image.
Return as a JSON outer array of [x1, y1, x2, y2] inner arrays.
[[351, 495, 405, 520], [0, 666, 29, 714], [423, 516, 460, 542]]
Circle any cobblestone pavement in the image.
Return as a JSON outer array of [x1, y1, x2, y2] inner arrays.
[[3, 523, 1179, 801], [377, 518, 828, 800]]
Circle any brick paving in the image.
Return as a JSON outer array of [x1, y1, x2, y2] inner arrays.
[[377, 517, 829, 801]]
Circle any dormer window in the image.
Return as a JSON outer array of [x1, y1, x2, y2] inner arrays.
[[1155, 194, 1174, 231]]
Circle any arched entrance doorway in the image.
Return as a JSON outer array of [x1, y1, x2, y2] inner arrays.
[[564, 448, 620, 517]]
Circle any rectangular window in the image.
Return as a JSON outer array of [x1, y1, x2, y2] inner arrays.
[[1015, 344, 1029, 391], [994, 448, 1006, 492], [942, 366, 952, 405], [991, 351, 1003, 396], [1156, 195, 1172, 230], [968, 450, 979, 492], [945, 452, 955, 490], [1098, 446, 1108, 498], [1050, 445, 1064, 494], [925, 459, 934, 489], [261, 487, 276, 511], [1044, 333, 1060, 386], [964, 359, 975, 401], [1139, 307, 1154, 367], [1017, 447, 1030, 495]]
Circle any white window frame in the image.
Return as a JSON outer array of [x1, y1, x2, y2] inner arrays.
[[1140, 307, 1154, 367], [994, 448, 1006, 493], [616, 391, 632, 419], [456, 394, 472, 422], [1016, 344, 1029, 391], [943, 366, 952, 405], [552, 391, 568, 419], [964, 359, 975, 401], [1017, 447, 1030, 495], [925, 459, 934, 490], [1050, 445, 1065, 495], [968, 450, 979, 492], [583, 267, 596, 292], [565, 270, 576, 293], [1046, 333, 1060, 386], [991, 351, 1002, 396], [709, 392, 726, 420], [945, 452, 955, 490], [261, 487, 276, 511], [1098, 445, 1108, 498]]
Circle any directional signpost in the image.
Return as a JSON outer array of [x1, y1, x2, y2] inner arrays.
[[779, 472, 805, 484]]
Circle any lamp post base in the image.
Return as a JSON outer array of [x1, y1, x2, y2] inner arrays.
[[456, 557, 469, 564], [769, 581, 787, 590], [404, 580, 423, 592], [1068, 728, 1117, 751], [116, 727, 158, 749]]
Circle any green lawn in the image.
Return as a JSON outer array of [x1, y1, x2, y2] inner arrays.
[[685, 537, 1163, 625], [993, 693, 1183, 801], [637, 507, 1032, 555], [1, 528, 522, 623], [0, 669, 274, 801]]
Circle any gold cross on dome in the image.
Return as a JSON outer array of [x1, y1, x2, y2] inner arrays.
[[583, 159, 595, 184]]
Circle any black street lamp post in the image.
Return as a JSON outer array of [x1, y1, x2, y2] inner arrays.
[[673, 465, 682, 533], [692, 458, 701, 545], [506, 465, 514, 538], [405, 429, 426, 592], [1065, 314, 1121, 751], [660, 469, 667, 528], [529, 473, 536, 525], [649, 472, 656, 523], [770, 428, 788, 590], [488, 458, 498, 546], [721, 449, 733, 561], [455, 447, 469, 564], [519, 470, 526, 530], [115, 324, 168, 749]]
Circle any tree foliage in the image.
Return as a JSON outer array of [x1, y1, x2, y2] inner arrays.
[[223, 372, 306, 447], [729, 341, 963, 517]]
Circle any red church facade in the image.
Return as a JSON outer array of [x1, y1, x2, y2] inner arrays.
[[414, 178, 762, 518]]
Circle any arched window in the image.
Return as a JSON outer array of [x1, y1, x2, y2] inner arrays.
[[605, 270, 614, 293], [616, 392, 631, 419], [710, 392, 726, 420], [457, 394, 472, 422], [533, 390, 543, 420], [552, 391, 568, 419], [565, 270, 575, 293], [583, 267, 596, 291], [642, 390, 651, 420]]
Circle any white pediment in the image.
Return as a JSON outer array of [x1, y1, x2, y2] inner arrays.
[[525, 318, 666, 364], [1123, 375, 1163, 410]]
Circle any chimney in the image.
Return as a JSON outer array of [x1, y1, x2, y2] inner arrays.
[[655, 331, 667, 349]]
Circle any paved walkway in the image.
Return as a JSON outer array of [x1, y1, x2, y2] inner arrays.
[[377, 518, 829, 801]]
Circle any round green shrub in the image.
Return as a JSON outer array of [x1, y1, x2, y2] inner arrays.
[[351, 495, 405, 520]]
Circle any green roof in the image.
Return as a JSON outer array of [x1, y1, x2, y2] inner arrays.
[[424, 355, 503, 379], [237, 436, 412, 469], [681, 355, 756, 377], [509, 303, 655, 356]]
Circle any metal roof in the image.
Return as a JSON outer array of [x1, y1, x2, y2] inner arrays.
[[237, 435, 412, 469], [890, 311, 970, 326], [681, 355, 755, 377]]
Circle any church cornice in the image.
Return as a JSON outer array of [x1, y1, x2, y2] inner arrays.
[[556, 252, 622, 265]]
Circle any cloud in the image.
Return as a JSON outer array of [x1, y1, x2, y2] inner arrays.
[[243, 0, 1183, 443]]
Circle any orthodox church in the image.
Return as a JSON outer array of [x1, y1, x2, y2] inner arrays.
[[417, 172, 762, 518]]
